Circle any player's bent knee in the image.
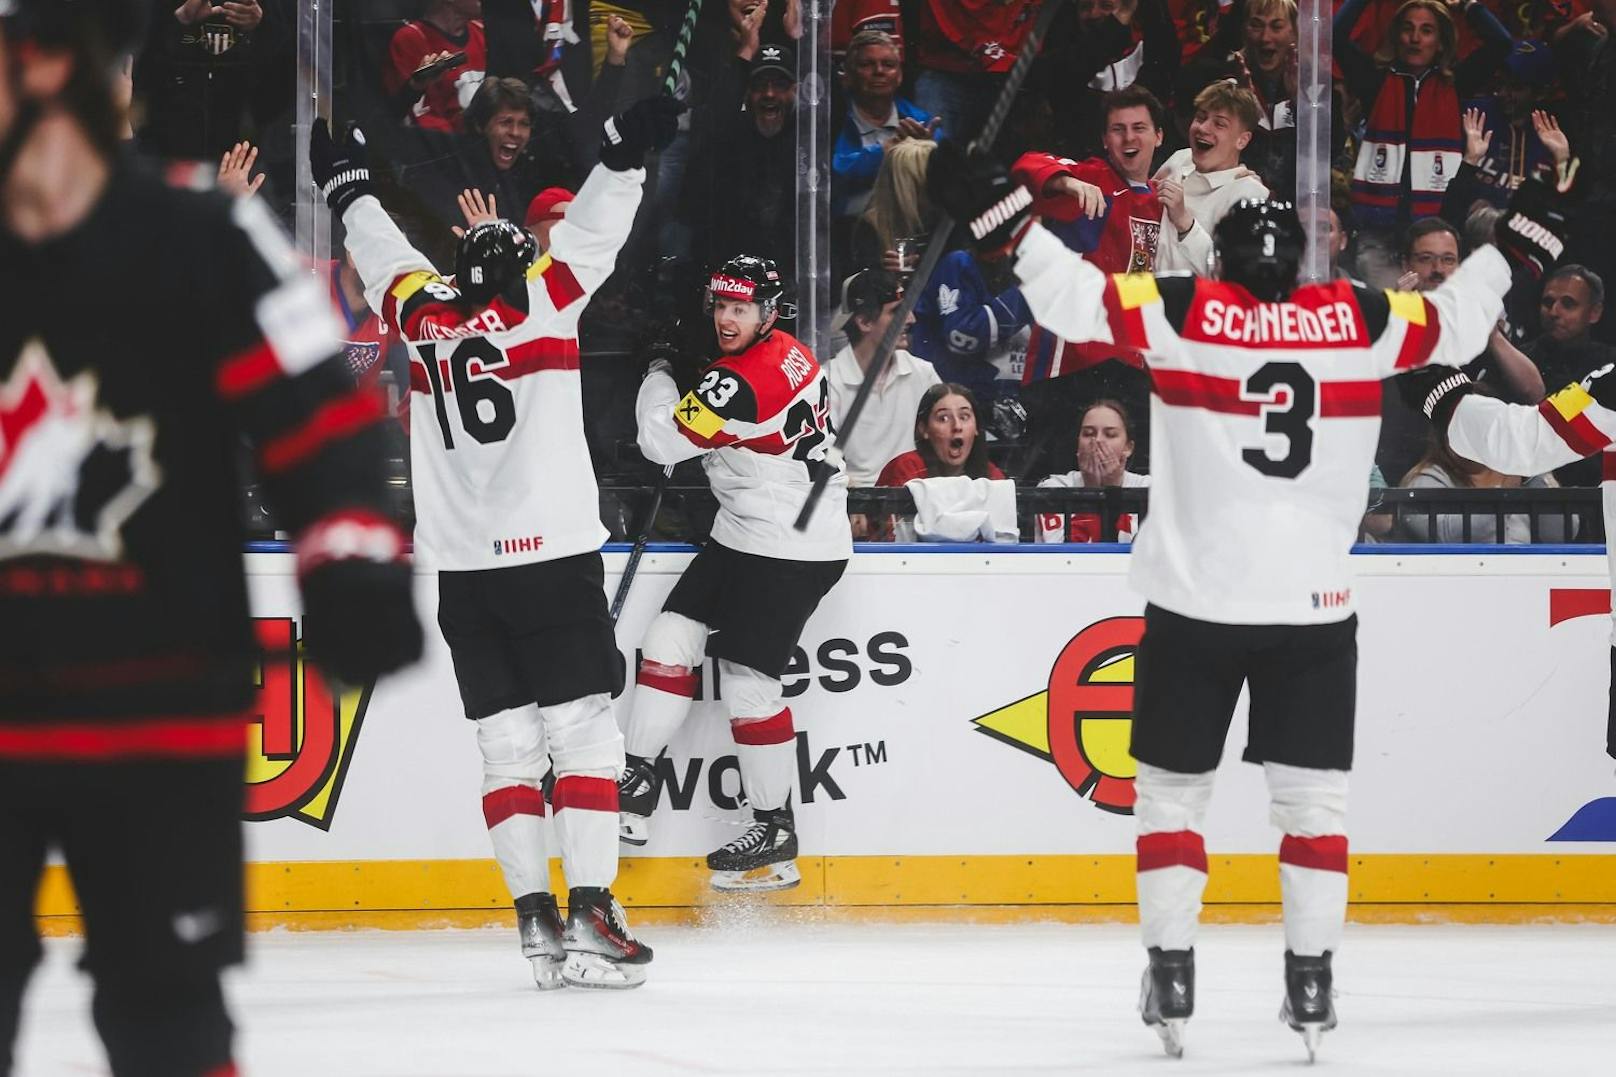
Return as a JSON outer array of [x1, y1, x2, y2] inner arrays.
[[1134, 762, 1217, 835], [475, 706, 548, 783], [719, 660, 783, 720], [1265, 762, 1348, 836], [641, 611, 708, 670], [541, 693, 625, 776]]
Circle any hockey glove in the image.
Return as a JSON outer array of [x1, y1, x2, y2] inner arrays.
[[310, 118, 373, 216], [1396, 366, 1476, 432], [926, 141, 1035, 260], [600, 95, 684, 172], [296, 513, 423, 685], [1494, 159, 1579, 280]]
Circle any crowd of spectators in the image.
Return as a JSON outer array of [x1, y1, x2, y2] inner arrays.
[[119, 0, 1616, 545]]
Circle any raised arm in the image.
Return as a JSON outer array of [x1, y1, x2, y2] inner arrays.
[[1404, 365, 1616, 478]]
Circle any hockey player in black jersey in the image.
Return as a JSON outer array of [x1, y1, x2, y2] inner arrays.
[[0, 2, 423, 1075]]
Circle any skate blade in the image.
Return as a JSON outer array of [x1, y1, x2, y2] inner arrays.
[[1280, 1006, 1332, 1064], [561, 951, 647, 990], [529, 955, 566, 991], [1151, 1017, 1186, 1059], [618, 814, 650, 846], [710, 860, 801, 893]]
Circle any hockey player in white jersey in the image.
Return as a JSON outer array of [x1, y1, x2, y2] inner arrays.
[[619, 255, 851, 892], [928, 142, 1572, 1059], [309, 95, 680, 990]]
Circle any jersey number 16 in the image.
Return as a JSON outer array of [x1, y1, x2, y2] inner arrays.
[[416, 339, 517, 449]]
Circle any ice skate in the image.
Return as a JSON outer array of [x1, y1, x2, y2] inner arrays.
[[561, 887, 652, 989], [1279, 950, 1337, 1063], [707, 804, 800, 892], [514, 892, 566, 990], [1138, 947, 1194, 1058], [617, 755, 657, 846]]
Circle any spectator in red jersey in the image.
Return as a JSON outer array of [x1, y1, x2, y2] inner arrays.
[[877, 383, 1006, 485], [1035, 399, 1151, 543], [908, 0, 1042, 142], [385, 0, 488, 132], [1334, 0, 1512, 238], [833, 30, 939, 219], [1015, 85, 1167, 275]]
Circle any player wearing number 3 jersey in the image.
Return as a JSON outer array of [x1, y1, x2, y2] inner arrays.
[[620, 254, 851, 893], [312, 95, 684, 990], [928, 138, 1568, 1058]]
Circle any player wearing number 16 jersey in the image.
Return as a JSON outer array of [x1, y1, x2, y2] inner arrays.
[[311, 96, 683, 990], [928, 137, 1570, 1059], [620, 255, 851, 893]]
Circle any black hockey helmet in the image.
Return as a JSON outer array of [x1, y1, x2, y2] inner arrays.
[[1213, 199, 1307, 302], [704, 254, 790, 321], [454, 219, 538, 305]]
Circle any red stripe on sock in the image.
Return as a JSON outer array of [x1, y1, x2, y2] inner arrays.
[[730, 708, 795, 746], [551, 775, 618, 814], [1137, 830, 1208, 873], [1279, 834, 1349, 874], [482, 785, 546, 829], [636, 661, 698, 698]]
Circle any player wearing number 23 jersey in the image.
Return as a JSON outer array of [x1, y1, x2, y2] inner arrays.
[[621, 256, 849, 895]]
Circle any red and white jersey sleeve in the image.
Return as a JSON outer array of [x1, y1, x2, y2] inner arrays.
[[1449, 370, 1616, 640], [1013, 221, 1512, 625], [635, 331, 851, 562], [341, 163, 645, 570]]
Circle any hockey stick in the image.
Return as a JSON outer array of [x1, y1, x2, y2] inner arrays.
[[793, 0, 1068, 531], [662, 0, 705, 98], [610, 464, 674, 624]]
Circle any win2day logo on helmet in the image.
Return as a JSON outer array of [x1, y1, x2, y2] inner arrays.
[[971, 617, 1143, 815], [243, 618, 371, 830]]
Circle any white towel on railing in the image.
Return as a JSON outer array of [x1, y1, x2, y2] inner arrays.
[[900, 477, 1018, 543]]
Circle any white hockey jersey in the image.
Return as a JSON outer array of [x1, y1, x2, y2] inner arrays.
[[1014, 223, 1510, 624], [341, 164, 643, 571], [636, 330, 852, 562], [1448, 366, 1616, 639]]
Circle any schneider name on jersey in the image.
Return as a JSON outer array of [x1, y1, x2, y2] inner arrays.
[[1013, 223, 1510, 624], [340, 164, 643, 570], [637, 331, 851, 561]]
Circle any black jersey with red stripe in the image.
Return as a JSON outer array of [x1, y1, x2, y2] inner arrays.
[[0, 159, 394, 738]]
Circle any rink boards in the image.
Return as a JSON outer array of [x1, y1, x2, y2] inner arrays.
[[35, 546, 1616, 925]]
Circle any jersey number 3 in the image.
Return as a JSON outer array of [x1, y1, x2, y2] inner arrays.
[[1242, 362, 1315, 479], [418, 339, 517, 449]]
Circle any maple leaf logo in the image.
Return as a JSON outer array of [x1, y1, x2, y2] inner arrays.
[[0, 340, 161, 561], [936, 282, 960, 317]]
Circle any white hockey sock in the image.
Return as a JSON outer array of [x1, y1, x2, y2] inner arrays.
[[1135, 763, 1216, 952], [624, 660, 698, 759], [481, 781, 552, 898], [732, 710, 796, 813], [1267, 762, 1349, 956], [551, 774, 620, 890]]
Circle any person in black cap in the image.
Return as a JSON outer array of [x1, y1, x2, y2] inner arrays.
[[681, 40, 799, 272]]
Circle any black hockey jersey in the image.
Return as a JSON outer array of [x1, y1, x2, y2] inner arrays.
[[0, 159, 398, 756]]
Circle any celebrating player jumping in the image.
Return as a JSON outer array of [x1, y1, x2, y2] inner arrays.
[[620, 254, 850, 893]]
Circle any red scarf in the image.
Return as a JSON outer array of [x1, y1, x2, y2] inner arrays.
[[1351, 68, 1463, 226]]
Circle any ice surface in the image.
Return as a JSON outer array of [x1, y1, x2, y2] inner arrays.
[[14, 919, 1615, 1075]]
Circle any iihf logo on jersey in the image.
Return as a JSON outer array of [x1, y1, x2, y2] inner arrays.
[[972, 617, 1143, 815], [0, 340, 160, 562], [243, 617, 373, 830]]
